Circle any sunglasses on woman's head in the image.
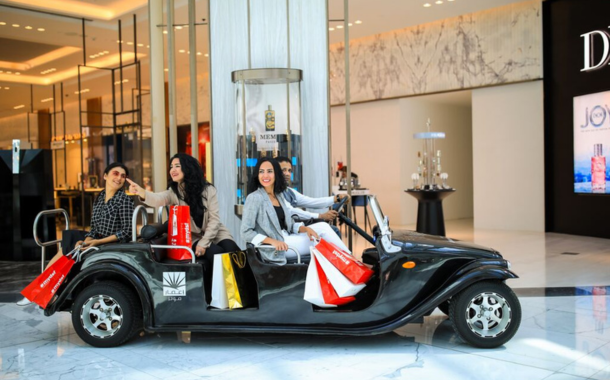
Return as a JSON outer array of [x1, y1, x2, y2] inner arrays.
[[110, 170, 127, 179]]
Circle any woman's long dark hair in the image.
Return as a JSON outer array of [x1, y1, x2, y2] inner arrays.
[[169, 153, 210, 228], [247, 157, 287, 195]]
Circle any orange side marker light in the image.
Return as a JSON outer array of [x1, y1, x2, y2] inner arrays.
[[402, 261, 416, 269]]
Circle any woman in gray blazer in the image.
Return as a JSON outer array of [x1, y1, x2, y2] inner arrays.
[[128, 153, 239, 263], [240, 157, 349, 260]]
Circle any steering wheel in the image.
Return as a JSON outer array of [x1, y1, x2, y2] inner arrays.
[[332, 195, 349, 213]]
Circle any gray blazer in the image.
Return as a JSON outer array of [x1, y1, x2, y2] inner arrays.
[[240, 187, 303, 245]]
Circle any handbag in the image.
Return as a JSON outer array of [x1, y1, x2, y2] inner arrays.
[[20, 246, 91, 308], [311, 246, 366, 297], [167, 205, 192, 261], [314, 238, 374, 284], [257, 245, 287, 265], [304, 253, 355, 307]]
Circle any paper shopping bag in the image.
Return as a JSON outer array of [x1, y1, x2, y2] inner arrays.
[[315, 238, 374, 284], [311, 247, 366, 297], [316, 258, 355, 306], [168, 205, 192, 261], [222, 253, 244, 309], [304, 253, 337, 308], [21, 252, 76, 308], [210, 254, 229, 309], [228, 251, 258, 308]]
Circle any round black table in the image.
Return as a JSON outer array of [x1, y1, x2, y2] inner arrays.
[[404, 188, 456, 236]]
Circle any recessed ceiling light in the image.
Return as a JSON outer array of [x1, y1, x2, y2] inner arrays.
[[0, 22, 6, 26], [37, 28, 45, 31], [435, 0, 443, 4], [15, 72, 20, 75], [25, 26, 32, 30], [337, 25, 343, 29], [146, 45, 150, 48], [12, 24, 20, 28], [103, 50, 109, 54], [41, 98, 54, 103], [204, 53, 209, 57], [197, 52, 202, 55], [14, 105, 25, 109], [175, 26, 182, 30], [4, 87, 9, 90], [423, 3, 432, 7], [329, 27, 334, 31], [137, 43, 143, 47], [164, 68, 168, 72], [75, 89, 90, 94], [127, 42, 133, 45], [163, 30, 167, 34], [355, 20, 362, 24], [178, 49, 185, 53], [348, 23, 353, 27]]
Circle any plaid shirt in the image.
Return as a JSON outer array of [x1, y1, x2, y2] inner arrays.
[[85, 189, 134, 243]]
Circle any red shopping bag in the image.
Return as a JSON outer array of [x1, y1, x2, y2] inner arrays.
[[21, 254, 75, 308], [168, 205, 192, 261], [315, 258, 355, 306], [314, 238, 374, 284]]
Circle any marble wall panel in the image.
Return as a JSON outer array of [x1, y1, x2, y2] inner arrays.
[[329, 0, 542, 105]]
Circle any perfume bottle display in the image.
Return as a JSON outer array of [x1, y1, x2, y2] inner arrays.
[[591, 143, 606, 192], [411, 119, 449, 190]]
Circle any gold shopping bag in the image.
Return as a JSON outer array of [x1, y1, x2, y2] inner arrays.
[[222, 253, 244, 309]]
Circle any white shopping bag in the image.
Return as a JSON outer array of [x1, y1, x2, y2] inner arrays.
[[210, 254, 229, 309], [303, 252, 337, 308], [311, 247, 366, 297]]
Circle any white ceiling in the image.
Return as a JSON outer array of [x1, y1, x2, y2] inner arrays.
[[0, 0, 525, 118]]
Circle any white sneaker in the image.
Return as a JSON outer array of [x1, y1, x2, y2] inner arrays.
[[16, 297, 32, 306]]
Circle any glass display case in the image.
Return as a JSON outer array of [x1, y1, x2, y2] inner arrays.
[[232, 68, 303, 215], [410, 119, 450, 190]]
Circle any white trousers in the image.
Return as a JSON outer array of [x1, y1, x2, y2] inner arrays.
[[282, 222, 351, 260]]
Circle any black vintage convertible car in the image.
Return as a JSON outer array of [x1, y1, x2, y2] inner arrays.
[[43, 195, 521, 348]]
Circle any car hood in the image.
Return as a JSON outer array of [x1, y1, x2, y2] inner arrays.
[[391, 230, 502, 259]]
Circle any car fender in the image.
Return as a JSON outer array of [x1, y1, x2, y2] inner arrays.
[[44, 262, 154, 327], [352, 264, 519, 335]]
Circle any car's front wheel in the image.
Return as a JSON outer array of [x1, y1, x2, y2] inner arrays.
[[449, 281, 521, 348], [71, 281, 141, 348]]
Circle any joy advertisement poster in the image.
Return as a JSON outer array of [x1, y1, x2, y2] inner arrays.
[[574, 91, 610, 194]]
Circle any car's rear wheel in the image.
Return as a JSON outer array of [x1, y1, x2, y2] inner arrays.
[[71, 281, 141, 348], [449, 281, 521, 348]]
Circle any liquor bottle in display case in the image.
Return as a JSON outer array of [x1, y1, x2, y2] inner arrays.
[[233, 68, 303, 215]]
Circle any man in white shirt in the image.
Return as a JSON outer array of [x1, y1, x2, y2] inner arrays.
[[276, 157, 348, 236]]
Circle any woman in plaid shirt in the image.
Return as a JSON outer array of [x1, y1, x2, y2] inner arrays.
[[17, 162, 134, 306]]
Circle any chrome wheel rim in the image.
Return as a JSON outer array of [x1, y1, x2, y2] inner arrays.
[[465, 291, 512, 338], [80, 294, 123, 339]]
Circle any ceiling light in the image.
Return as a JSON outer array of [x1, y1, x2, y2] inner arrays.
[[137, 43, 143, 47], [204, 53, 209, 57], [41, 98, 54, 103], [355, 20, 362, 24], [37, 28, 45, 31], [12, 24, 20, 28], [0, 22, 6, 26], [179, 49, 185, 53], [329, 27, 334, 31], [164, 68, 168, 72], [4, 87, 9, 90], [435, 0, 443, 4], [25, 26, 32, 30], [89, 55, 96, 58], [163, 30, 167, 34], [175, 26, 182, 30], [103, 50, 109, 54], [146, 45, 150, 48], [75, 89, 90, 94], [348, 23, 353, 26], [127, 42, 133, 45], [15, 72, 20, 75], [423, 3, 432, 7], [14, 105, 25, 109], [197, 52, 202, 55], [337, 25, 343, 29]]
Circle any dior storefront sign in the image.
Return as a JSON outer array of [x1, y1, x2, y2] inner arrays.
[[581, 29, 610, 72]]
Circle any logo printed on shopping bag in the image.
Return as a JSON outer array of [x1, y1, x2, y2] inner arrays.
[[40, 270, 56, 288], [332, 250, 351, 265], [163, 272, 186, 296], [51, 274, 65, 294]]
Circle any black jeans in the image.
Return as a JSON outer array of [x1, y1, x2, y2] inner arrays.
[[61, 230, 88, 255], [192, 239, 241, 265]]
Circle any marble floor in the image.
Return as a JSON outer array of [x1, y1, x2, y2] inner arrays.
[[1, 219, 610, 380]]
